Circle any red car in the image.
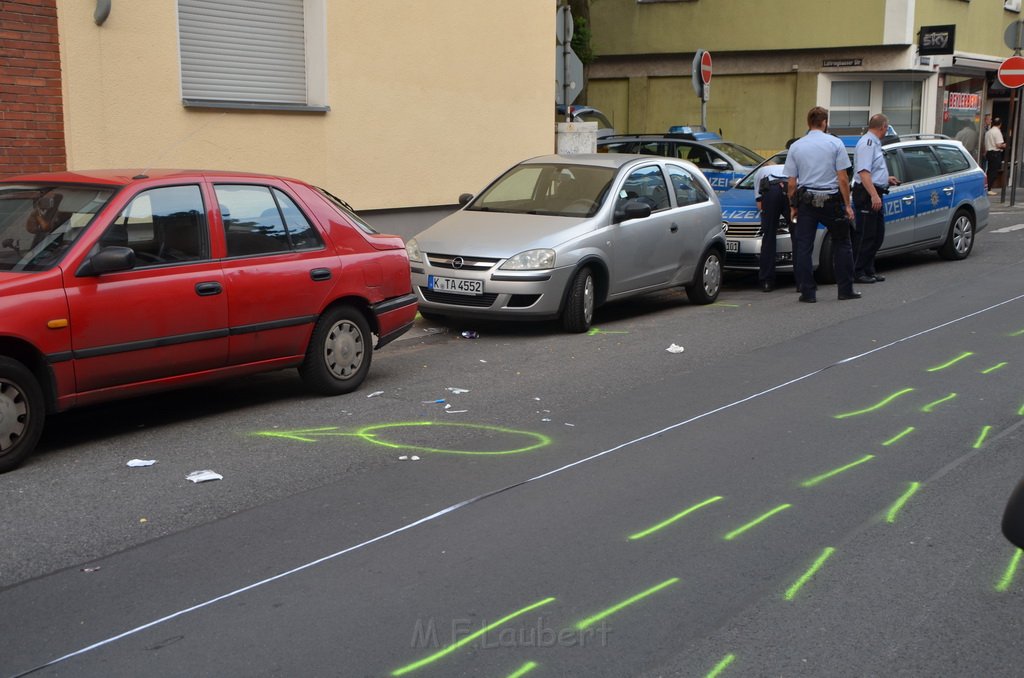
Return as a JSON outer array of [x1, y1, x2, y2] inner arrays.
[[0, 169, 417, 472]]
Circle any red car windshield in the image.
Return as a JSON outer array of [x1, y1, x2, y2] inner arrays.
[[0, 184, 115, 272]]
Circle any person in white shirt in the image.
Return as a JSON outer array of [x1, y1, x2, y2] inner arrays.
[[984, 118, 1006, 195]]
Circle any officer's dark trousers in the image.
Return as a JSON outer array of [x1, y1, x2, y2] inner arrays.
[[759, 184, 788, 284], [793, 199, 855, 298], [853, 186, 885, 278]]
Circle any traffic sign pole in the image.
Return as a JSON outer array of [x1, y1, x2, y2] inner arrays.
[[997, 56, 1024, 206]]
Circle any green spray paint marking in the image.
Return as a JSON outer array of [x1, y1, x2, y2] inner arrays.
[[587, 327, 629, 336], [882, 426, 915, 446], [1019, 402, 1024, 417], [926, 351, 974, 372], [921, 393, 957, 413], [996, 549, 1024, 592], [885, 482, 921, 524], [973, 425, 993, 449], [574, 578, 679, 630], [712, 303, 740, 308], [784, 547, 836, 600], [800, 455, 874, 488], [506, 661, 539, 678], [628, 496, 724, 540], [982, 362, 1009, 374], [723, 504, 792, 541], [705, 653, 736, 678], [834, 388, 915, 419], [1010, 328, 1024, 337], [256, 422, 552, 456], [390, 597, 555, 676]]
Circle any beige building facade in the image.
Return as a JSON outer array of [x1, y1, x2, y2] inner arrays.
[[587, 0, 1015, 158], [45, 0, 552, 210]]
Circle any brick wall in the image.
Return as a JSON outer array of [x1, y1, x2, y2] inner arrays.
[[0, 0, 66, 177]]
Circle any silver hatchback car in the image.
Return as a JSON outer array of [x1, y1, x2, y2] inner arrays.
[[406, 154, 726, 332]]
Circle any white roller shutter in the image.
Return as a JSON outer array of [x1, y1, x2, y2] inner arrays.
[[179, 0, 307, 105]]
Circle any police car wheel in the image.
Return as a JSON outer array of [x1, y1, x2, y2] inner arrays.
[[685, 249, 722, 305], [815, 235, 836, 285], [938, 209, 974, 261]]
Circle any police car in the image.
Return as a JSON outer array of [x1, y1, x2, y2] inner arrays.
[[720, 135, 989, 282], [597, 132, 764, 193]]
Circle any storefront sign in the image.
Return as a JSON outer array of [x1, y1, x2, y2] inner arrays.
[[946, 92, 981, 111], [919, 25, 956, 56], [822, 59, 862, 68]]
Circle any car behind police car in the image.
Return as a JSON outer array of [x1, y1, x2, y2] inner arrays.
[[597, 133, 764, 193], [720, 136, 989, 282]]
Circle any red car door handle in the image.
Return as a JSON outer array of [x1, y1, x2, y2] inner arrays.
[[310, 268, 332, 282], [195, 281, 223, 296]]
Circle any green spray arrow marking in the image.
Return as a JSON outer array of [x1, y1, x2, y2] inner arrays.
[[705, 653, 736, 678], [801, 455, 874, 488], [921, 393, 957, 413], [506, 661, 539, 678], [587, 327, 629, 336], [390, 597, 555, 676], [973, 425, 993, 449], [996, 549, 1024, 592], [784, 547, 836, 600], [981, 362, 1009, 374], [885, 482, 921, 524], [926, 351, 974, 372], [573, 578, 679, 630], [882, 426, 915, 446], [628, 496, 724, 540], [834, 388, 914, 419], [723, 504, 792, 541]]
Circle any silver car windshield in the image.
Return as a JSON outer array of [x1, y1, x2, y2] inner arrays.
[[468, 164, 616, 218], [0, 184, 115, 272]]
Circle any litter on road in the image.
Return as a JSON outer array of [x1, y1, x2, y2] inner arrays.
[[367, 391, 385, 398], [460, 330, 479, 339], [666, 344, 686, 353], [446, 387, 471, 394], [126, 459, 157, 467], [186, 470, 224, 483]]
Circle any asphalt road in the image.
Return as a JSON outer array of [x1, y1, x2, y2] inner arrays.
[[3, 203, 1024, 677]]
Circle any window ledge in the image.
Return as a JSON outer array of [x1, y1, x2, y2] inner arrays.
[[182, 99, 330, 113]]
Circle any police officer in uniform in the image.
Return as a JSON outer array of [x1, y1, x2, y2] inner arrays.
[[784, 106, 859, 303], [752, 159, 788, 292], [852, 113, 900, 284]]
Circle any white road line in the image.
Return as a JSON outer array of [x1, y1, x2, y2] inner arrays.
[[13, 291, 1024, 677], [991, 224, 1024, 234]]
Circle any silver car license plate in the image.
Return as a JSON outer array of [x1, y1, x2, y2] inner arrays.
[[429, 275, 483, 296], [726, 240, 740, 253]]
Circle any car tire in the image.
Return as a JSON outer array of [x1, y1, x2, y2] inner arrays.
[[299, 306, 373, 395], [938, 208, 975, 261], [815, 233, 836, 285], [0, 357, 45, 474], [685, 248, 722, 305], [562, 266, 595, 333]]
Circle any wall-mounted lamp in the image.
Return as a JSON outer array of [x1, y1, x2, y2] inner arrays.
[[94, 0, 111, 26]]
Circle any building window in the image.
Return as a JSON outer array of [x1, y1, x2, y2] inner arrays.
[[177, 0, 328, 111], [828, 79, 922, 134], [882, 81, 922, 134], [829, 81, 871, 128]]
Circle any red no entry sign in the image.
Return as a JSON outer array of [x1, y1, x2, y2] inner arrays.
[[700, 51, 713, 85], [998, 55, 1024, 89]]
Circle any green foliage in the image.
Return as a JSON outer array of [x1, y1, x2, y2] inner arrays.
[[572, 16, 595, 65]]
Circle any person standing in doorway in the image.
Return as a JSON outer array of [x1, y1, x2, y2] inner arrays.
[[984, 117, 1005, 195], [852, 114, 900, 284], [784, 106, 859, 303]]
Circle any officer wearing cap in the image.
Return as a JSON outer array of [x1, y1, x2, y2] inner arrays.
[[852, 113, 900, 284], [784, 106, 859, 303], [753, 159, 789, 292]]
